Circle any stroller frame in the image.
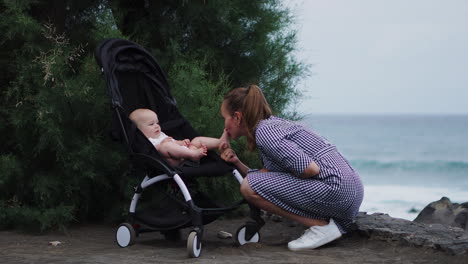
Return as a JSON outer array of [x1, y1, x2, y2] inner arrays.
[[95, 38, 264, 257]]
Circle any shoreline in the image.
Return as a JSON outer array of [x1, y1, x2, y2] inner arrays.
[[301, 113, 468, 117]]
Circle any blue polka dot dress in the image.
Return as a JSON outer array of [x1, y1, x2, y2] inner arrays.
[[247, 116, 364, 233]]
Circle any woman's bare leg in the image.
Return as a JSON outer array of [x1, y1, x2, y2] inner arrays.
[[240, 178, 327, 227]]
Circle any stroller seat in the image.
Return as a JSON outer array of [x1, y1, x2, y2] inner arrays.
[[95, 38, 265, 258]]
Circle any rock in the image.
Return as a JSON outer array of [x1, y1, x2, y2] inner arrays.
[[48, 241, 62, 246], [270, 215, 283, 222], [354, 212, 468, 255], [455, 211, 468, 230], [284, 219, 298, 227], [414, 197, 468, 232], [217, 231, 233, 239]]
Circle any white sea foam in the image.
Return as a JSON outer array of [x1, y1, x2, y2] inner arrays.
[[301, 115, 468, 220], [360, 185, 468, 220]]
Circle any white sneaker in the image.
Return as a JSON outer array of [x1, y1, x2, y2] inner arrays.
[[287, 218, 342, 251]]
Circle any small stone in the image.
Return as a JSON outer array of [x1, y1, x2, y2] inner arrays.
[[217, 231, 232, 239], [48, 241, 62, 246], [271, 215, 283, 222]]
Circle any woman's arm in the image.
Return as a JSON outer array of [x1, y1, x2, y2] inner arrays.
[[221, 148, 249, 177], [220, 147, 250, 177], [221, 146, 317, 178], [231, 157, 250, 177], [256, 126, 317, 178]]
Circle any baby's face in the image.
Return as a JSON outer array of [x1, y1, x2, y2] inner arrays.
[[138, 112, 162, 139]]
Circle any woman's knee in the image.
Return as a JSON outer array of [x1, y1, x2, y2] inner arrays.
[[240, 178, 255, 200]]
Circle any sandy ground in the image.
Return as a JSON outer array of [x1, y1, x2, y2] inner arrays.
[[1, 217, 466, 264]]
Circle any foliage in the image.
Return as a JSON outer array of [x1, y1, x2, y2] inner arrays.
[[110, 0, 306, 117], [0, 1, 127, 231], [167, 51, 239, 203], [0, 0, 306, 231]]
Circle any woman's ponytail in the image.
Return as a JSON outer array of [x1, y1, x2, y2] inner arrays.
[[224, 84, 272, 150]]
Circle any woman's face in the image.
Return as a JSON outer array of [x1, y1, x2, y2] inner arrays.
[[221, 100, 245, 140]]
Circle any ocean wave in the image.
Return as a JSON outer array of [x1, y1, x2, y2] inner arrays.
[[360, 184, 468, 220], [350, 159, 468, 171]]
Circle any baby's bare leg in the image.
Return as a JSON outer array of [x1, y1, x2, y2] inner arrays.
[[157, 141, 206, 161], [165, 157, 183, 167], [191, 130, 230, 150]]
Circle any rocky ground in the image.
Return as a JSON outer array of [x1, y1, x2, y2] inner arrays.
[[1, 213, 467, 264], [354, 212, 468, 256]]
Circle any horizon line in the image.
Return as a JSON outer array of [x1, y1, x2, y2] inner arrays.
[[299, 112, 468, 116]]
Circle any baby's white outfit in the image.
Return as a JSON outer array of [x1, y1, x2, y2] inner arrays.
[[149, 132, 188, 149], [148, 132, 170, 147]]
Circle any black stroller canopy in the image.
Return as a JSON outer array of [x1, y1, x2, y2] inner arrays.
[[95, 38, 174, 109], [95, 38, 198, 139]]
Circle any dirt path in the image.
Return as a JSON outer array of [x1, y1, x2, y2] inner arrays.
[[1, 218, 466, 264]]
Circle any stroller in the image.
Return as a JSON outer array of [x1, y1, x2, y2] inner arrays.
[[94, 38, 265, 258]]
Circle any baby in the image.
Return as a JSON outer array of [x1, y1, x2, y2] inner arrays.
[[129, 108, 229, 166]]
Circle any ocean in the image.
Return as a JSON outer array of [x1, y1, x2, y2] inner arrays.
[[301, 114, 468, 220]]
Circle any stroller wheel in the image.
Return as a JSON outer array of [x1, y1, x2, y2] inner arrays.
[[187, 231, 202, 258], [235, 225, 260, 246], [116, 223, 136, 248]]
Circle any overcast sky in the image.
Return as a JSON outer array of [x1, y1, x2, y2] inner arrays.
[[285, 0, 468, 115]]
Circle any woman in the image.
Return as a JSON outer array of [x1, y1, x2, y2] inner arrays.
[[219, 85, 364, 251]]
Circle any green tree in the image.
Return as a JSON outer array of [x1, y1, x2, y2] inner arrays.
[[0, 0, 306, 231], [0, 0, 127, 231], [110, 0, 305, 117]]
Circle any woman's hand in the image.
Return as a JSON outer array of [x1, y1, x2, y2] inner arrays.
[[219, 142, 250, 177], [220, 147, 239, 164], [219, 141, 240, 165], [301, 161, 320, 178], [218, 142, 230, 157]]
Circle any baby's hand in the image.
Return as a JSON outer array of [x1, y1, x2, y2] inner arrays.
[[201, 144, 208, 156], [183, 139, 191, 147]]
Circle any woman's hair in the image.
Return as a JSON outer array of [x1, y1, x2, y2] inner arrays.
[[223, 84, 272, 150]]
